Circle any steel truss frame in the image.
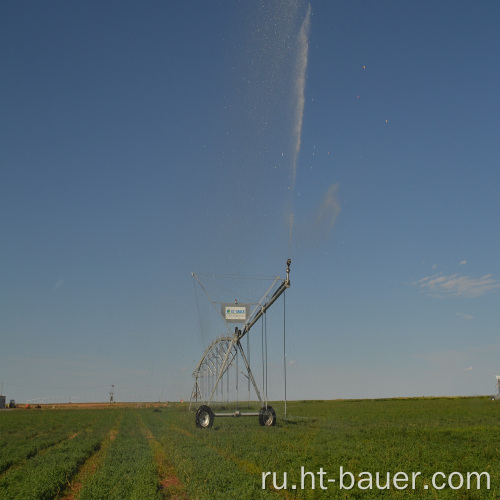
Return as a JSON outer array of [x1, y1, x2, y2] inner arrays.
[[189, 259, 291, 426], [491, 376, 500, 401]]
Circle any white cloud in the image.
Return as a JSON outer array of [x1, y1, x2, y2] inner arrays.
[[456, 312, 474, 320], [459, 260, 467, 266], [315, 183, 341, 236], [53, 278, 64, 290], [464, 366, 474, 371], [414, 273, 500, 298]]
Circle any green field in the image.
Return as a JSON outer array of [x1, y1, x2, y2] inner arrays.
[[0, 398, 499, 499]]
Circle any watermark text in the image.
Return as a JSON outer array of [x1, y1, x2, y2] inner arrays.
[[262, 467, 490, 492]]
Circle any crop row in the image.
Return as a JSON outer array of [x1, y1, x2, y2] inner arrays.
[[141, 399, 500, 499], [2, 398, 500, 499], [140, 409, 267, 499], [0, 408, 181, 500], [0, 410, 115, 475], [75, 410, 161, 499], [0, 410, 117, 500]]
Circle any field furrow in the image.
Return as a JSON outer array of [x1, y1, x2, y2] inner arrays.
[[140, 408, 275, 499], [0, 423, 86, 475], [1, 399, 500, 499], [0, 410, 117, 499], [138, 413, 188, 499], [76, 410, 161, 500], [57, 415, 123, 500]]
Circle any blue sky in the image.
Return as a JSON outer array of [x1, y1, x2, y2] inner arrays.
[[1, 1, 499, 403]]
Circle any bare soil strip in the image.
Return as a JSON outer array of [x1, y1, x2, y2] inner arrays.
[[139, 420, 188, 499], [0, 429, 86, 480], [57, 418, 122, 500]]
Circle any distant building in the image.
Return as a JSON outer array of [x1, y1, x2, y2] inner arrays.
[[0, 396, 5, 409]]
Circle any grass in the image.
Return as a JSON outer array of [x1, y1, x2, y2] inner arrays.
[[0, 398, 499, 498]]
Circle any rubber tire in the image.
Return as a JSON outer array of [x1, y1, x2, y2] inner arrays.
[[259, 405, 276, 426], [195, 405, 214, 428]]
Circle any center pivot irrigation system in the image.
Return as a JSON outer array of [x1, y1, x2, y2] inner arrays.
[[491, 376, 500, 401], [190, 259, 291, 428]]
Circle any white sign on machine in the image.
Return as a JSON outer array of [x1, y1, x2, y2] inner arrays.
[[222, 303, 249, 323]]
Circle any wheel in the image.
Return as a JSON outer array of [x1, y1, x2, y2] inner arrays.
[[195, 405, 214, 428], [259, 405, 276, 426]]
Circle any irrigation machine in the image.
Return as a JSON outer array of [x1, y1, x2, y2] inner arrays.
[[491, 376, 500, 401], [190, 259, 291, 428]]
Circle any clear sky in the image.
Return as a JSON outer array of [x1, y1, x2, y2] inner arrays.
[[2, 1, 499, 404]]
